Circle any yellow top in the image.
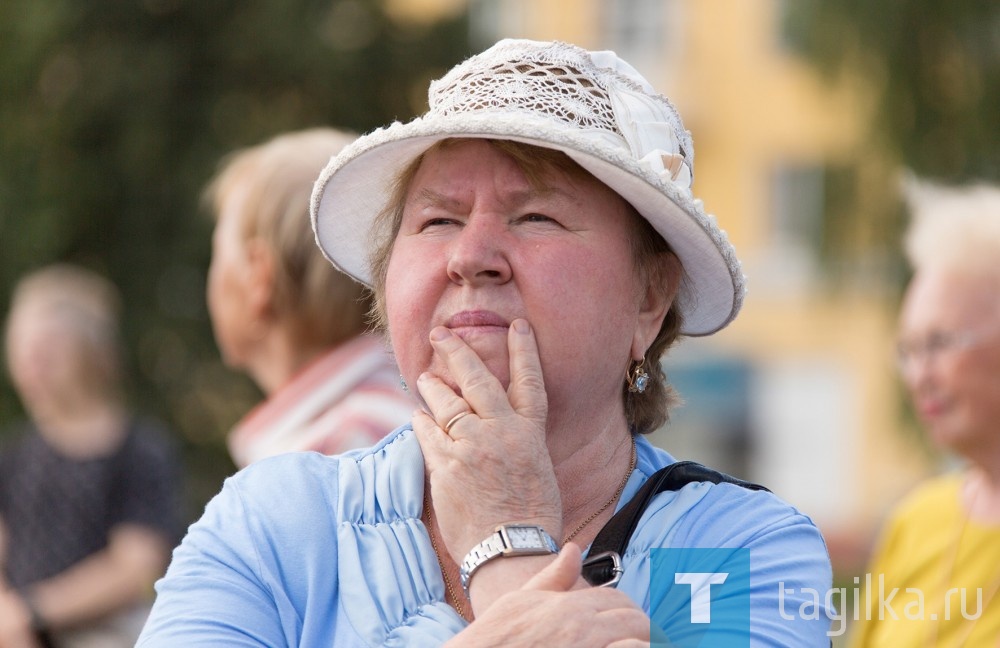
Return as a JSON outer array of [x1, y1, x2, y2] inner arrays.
[[848, 474, 1000, 647]]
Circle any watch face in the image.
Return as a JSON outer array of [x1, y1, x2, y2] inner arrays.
[[507, 526, 545, 549]]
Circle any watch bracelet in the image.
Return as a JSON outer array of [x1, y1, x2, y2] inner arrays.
[[458, 524, 558, 597]]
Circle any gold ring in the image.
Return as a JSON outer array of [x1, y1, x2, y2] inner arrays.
[[443, 410, 472, 434]]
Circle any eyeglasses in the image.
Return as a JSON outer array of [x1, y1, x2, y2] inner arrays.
[[895, 329, 982, 373]]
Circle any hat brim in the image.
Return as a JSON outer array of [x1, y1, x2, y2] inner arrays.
[[312, 113, 744, 336]]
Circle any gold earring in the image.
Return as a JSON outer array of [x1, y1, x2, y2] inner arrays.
[[627, 359, 649, 394]]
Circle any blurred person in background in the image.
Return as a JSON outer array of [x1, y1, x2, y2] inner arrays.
[[204, 128, 412, 469], [849, 181, 1000, 647], [0, 264, 181, 648]]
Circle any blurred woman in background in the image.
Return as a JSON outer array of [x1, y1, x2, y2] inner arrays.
[[849, 181, 1000, 647], [0, 263, 180, 648], [204, 128, 412, 468]]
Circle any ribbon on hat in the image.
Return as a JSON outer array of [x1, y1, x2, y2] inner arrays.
[[589, 49, 657, 94], [638, 149, 691, 187], [606, 84, 693, 190], [588, 48, 694, 191]]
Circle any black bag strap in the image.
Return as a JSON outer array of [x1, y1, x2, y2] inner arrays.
[[581, 460, 768, 586]]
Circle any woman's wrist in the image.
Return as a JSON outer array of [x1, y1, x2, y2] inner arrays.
[[459, 524, 559, 597], [18, 590, 56, 648]]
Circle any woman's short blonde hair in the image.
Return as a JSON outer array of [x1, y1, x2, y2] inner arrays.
[[204, 128, 372, 348], [5, 263, 124, 399], [368, 139, 684, 433], [904, 178, 1000, 277]]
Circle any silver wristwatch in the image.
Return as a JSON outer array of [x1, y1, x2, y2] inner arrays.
[[459, 524, 559, 596]]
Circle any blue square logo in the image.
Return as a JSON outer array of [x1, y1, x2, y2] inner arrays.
[[650, 548, 751, 647]]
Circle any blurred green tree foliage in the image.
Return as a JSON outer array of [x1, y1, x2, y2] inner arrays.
[[785, 0, 999, 183], [0, 0, 469, 515]]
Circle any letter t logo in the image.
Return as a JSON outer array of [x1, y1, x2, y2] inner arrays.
[[675, 572, 729, 623]]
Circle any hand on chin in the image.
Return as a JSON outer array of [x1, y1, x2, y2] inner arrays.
[[441, 330, 512, 390]]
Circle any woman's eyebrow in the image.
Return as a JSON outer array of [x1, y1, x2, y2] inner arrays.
[[412, 185, 573, 211], [413, 187, 464, 211]]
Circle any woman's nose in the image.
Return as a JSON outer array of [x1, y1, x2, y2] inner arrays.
[[899, 352, 938, 394], [445, 217, 513, 286]]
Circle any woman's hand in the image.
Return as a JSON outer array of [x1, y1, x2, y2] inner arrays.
[[447, 544, 650, 648], [413, 318, 562, 561], [0, 587, 42, 648]]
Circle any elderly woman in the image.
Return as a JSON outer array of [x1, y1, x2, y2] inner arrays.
[[848, 181, 1000, 647], [204, 128, 411, 468], [138, 39, 831, 646]]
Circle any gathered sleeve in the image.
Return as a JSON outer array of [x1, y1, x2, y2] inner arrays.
[[335, 432, 466, 645], [138, 429, 465, 647]]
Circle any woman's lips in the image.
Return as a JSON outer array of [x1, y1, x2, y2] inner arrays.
[[915, 397, 945, 420], [445, 310, 510, 338]]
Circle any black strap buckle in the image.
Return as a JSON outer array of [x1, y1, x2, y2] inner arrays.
[[581, 550, 623, 587]]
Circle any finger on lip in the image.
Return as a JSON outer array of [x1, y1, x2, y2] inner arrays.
[[430, 326, 453, 342]]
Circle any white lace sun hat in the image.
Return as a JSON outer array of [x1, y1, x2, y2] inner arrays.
[[312, 39, 746, 336]]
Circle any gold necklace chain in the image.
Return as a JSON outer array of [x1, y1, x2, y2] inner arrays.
[[562, 437, 636, 545], [424, 490, 469, 620], [423, 436, 637, 619]]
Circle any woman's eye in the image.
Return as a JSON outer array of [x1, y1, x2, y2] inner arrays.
[[419, 217, 458, 230], [521, 213, 557, 224]]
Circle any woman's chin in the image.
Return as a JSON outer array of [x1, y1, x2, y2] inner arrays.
[[468, 346, 512, 384], [417, 354, 511, 397]]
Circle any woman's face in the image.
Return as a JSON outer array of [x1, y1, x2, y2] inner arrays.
[[6, 301, 91, 412], [898, 267, 1000, 455], [207, 188, 256, 368], [385, 139, 661, 423]]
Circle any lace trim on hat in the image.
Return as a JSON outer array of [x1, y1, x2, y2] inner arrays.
[[434, 59, 620, 137], [429, 40, 694, 191]]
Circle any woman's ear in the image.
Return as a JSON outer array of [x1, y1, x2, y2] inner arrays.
[[244, 237, 276, 320], [631, 252, 682, 359]]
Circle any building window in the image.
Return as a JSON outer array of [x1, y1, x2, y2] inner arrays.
[[754, 162, 826, 295], [469, 0, 527, 48], [601, 0, 680, 80], [771, 163, 825, 252], [776, 0, 820, 57], [654, 346, 753, 479]]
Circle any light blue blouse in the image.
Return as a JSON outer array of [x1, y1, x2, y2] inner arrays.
[[137, 427, 832, 646]]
